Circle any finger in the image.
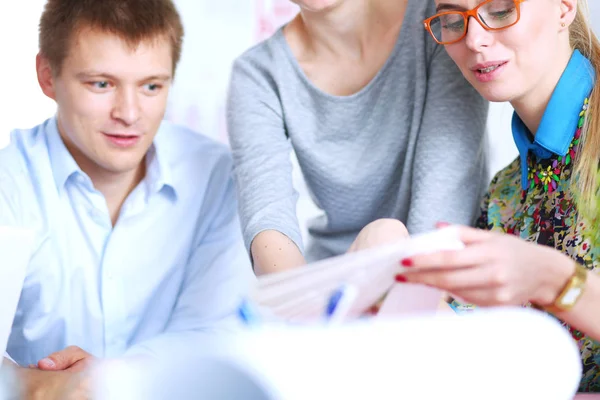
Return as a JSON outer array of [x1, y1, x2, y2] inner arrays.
[[399, 264, 501, 292], [455, 225, 495, 245], [66, 357, 94, 373], [38, 346, 89, 371], [402, 242, 490, 270], [434, 223, 494, 244], [449, 287, 521, 307]]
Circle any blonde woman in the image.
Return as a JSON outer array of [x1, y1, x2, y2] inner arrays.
[[387, 0, 600, 393], [226, 0, 489, 275]]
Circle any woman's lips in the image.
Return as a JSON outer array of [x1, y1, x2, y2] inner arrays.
[[471, 61, 509, 83]]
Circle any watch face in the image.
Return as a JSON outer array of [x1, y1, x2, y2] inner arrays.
[[563, 287, 583, 306]]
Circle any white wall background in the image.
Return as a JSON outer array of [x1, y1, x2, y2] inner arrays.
[[0, 0, 598, 233]]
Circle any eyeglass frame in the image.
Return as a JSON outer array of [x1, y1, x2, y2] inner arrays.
[[423, 0, 526, 45]]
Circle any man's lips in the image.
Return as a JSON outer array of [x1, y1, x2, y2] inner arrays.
[[102, 132, 141, 138], [102, 132, 142, 147]]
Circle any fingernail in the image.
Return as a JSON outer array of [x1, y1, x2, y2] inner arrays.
[[395, 275, 407, 283], [400, 258, 413, 267], [437, 222, 451, 228], [40, 358, 55, 368]]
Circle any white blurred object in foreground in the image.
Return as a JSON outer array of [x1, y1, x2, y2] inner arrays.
[[94, 308, 581, 400]]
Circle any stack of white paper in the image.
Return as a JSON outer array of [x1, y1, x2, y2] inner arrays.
[[251, 227, 464, 322]]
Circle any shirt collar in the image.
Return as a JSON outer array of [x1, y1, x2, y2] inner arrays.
[[144, 126, 178, 200], [512, 49, 595, 189], [46, 116, 178, 200], [46, 116, 83, 192]]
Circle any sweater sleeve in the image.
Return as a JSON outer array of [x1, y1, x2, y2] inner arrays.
[[225, 54, 304, 254], [406, 44, 490, 234]]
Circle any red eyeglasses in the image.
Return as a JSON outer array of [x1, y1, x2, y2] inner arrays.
[[424, 0, 526, 45]]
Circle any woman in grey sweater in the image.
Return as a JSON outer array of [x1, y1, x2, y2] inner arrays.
[[226, 0, 489, 275]]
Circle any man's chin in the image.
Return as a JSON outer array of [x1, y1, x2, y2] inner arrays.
[[98, 159, 146, 177]]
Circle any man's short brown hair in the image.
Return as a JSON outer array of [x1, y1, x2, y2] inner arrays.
[[39, 0, 184, 76]]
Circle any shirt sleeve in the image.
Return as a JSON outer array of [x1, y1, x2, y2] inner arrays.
[[123, 155, 255, 359], [406, 44, 490, 234], [0, 169, 22, 227], [225, 55, 304, 255], [0, 167, 24, 365]]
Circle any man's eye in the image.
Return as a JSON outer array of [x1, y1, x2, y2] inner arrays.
[[144, 83, 161, 91], [92, 81, 110, 89]]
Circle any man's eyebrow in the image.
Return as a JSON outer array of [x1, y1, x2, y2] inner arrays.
[[436, 3, 468, 12], [75, 72, 172, 82], [76, 72, 118, 80], [141, 74, 172, 82]]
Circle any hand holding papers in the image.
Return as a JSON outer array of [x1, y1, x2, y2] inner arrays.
[[251, 227, 464, 322]]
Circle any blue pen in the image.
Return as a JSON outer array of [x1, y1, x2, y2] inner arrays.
[[324, 284, 358, 323], [325, 287, 345, 318], [238, 299, 260, 326]]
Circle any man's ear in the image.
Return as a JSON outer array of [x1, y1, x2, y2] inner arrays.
[[36, 53, 57, 100]]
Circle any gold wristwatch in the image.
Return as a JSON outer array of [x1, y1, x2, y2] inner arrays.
[[544, 261, 588, 314]]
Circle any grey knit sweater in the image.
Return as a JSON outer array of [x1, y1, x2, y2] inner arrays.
[[226, 0, 489, 262]]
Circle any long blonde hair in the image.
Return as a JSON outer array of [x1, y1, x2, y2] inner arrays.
[[570, 0, 600, 218]]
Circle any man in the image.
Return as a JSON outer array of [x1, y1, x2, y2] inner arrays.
[[0, 0, 252, 397]]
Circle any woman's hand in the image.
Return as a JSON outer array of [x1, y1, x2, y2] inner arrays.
[[396, 225, 575, 308]]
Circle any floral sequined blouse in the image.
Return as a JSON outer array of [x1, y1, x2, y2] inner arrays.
[[456, 97, 600, 392]]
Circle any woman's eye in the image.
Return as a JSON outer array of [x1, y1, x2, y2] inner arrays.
[[489, 7, 516, 20], [443, 21, 464, 32]]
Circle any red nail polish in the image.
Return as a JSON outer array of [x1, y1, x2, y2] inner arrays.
[[395, 275, 407, 283], [400, 258, 413, 267]]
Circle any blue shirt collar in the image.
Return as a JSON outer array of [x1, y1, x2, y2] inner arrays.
[[512, 49, 595, 189], [145, 126, 178, 200], [46, 116, 177, 199], [46, 117, 82, 191]]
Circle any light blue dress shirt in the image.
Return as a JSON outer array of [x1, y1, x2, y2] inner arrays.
[[0, 117, 253, 366], [512, 49, 595, 189]]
